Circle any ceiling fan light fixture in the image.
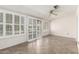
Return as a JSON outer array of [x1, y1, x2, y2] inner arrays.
[[49, 10, 58, 16], [54, 5, 59, 9], [50, 10, 54, 14], [49, 5, 59, 16]]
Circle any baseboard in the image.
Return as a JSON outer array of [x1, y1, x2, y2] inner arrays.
[[51, 34, 76, 39]]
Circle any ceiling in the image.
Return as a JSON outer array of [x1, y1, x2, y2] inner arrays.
[[0, 5, 77, 20]]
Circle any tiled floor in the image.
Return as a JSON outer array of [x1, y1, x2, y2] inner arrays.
[[0, 35, 78, 54]]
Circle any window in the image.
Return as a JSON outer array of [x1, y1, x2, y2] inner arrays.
[[33, 20, 37, 38], [29, 19, 33, 25], [0, 25, 3, 36], [14, 15, 19, 24], [0, 13, 3, 36], [6, 25, 12, 35], [43, 21, 47, 30], [33, 19, 36, 25], [0, 13, 3, 23], [33, 30, 36, 38], [6, 14, 12, 23], [28, 18, 42, 40], [36, 20, 41, 37], [0, 12, 26, 36], [5, 13, 13, 35], [14, 15, 20, 34], [28, 26, 32, 33], [21, 25, 24, 33], [21, 16, 24, 34], [28, 19, 33, 39], [14, 25, 19, 34], [21, 16, 24, 24], [37, 20, 41, 24], [29, 34, 32, 39]]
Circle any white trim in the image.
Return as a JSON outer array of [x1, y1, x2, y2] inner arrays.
[[27, 36, 42, 42]]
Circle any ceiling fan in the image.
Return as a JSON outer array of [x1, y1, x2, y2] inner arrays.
[[49, 5, 59, 16]]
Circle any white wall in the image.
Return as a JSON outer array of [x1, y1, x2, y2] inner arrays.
[[50, 13, 77, 39], [77, 6, 79, 51], [0, 35, 26, 49], [78, 6, 79, 42]]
